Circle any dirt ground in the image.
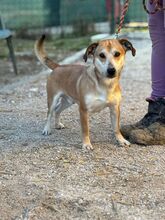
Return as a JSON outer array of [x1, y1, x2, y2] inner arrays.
[[0, 32, 165, 220]]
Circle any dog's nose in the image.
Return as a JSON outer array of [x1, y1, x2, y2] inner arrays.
[[107, 67, 116, 78]]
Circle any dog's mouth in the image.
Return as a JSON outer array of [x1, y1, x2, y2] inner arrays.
[[106, 73, 116, 79]]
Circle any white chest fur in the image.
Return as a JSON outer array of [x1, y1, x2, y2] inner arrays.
[[85, 90, 109, 113]]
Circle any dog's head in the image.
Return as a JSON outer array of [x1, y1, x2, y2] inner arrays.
[[83, 39, 136, 79]]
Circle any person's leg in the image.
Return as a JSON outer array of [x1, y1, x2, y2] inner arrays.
[[149, 0, 165, 99], [121, 0, 165, 145]]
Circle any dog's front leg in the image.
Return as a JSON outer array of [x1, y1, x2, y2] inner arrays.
[[79, 107, 93, 150], [110, 103, 130, 146]]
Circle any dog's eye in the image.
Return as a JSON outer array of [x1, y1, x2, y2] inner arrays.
[[114, 51, 121, 57], [99, 53, 106, 59]]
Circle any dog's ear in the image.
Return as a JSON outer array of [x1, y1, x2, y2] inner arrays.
[[119, 39, 136, 56], [83, 42, 99, 62]]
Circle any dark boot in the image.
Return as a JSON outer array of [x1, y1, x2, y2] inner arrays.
[[121, 98, 165, 145]]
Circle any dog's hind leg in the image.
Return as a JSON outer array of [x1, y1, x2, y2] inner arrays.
[[54, 95, 74, 129], [43, 93, 62, 135]]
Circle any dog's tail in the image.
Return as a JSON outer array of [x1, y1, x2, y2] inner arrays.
[[34, 34, 59, 70]]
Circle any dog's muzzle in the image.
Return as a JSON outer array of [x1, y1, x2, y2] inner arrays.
[[107, 67, 116, 78]]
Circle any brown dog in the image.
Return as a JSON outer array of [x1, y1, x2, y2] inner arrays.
[[35, 35, 136, 150]]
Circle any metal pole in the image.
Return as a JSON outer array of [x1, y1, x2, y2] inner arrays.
[[110, 0, 115, 34]]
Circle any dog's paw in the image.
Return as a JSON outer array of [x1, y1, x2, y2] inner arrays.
[[42, 127, 51, 135], [55, 122, 65, 130], [118, 138, 131, 147], [82, 143, 94, 150]]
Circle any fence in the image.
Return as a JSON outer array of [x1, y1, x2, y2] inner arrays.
[[0, 0, 147, 35]]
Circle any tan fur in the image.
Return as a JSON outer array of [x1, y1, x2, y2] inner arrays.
[[35, 35, 136, 150]]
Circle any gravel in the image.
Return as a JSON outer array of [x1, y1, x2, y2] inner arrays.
[[0, 32, 165, 220]]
